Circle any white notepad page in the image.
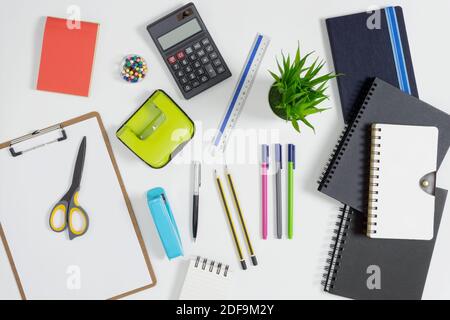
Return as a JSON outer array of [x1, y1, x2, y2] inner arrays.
[[179, 257, 233, 300], [367, 124, 438, 240], [0, 117, 153, 299]]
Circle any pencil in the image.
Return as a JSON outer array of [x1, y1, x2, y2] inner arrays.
[[225, 166, 258, 266], [214, 170, 247, 270]]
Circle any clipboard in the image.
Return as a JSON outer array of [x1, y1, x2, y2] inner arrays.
[[0, 112, 156, 299]]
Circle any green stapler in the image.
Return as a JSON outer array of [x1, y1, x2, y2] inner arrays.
[[116, 90, 195, 168]]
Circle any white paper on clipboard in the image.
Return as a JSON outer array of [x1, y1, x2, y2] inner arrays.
[[0, 113, 155, 299]]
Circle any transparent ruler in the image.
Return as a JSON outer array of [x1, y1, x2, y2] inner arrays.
[[211, 34, 270, 155]]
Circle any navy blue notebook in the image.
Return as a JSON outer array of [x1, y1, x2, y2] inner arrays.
[[326, 6, 419, 123]]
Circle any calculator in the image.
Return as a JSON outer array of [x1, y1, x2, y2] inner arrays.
[[147, 3, 231, 99]]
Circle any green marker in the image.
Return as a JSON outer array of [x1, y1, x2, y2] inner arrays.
[[288, 144, 295, 239]]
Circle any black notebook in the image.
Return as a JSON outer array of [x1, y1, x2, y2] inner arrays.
[[318, 78, 450, 212], [322, 188, 447, 300], [326, 6, 418, 123]]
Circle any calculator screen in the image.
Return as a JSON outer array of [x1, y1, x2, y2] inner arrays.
[[158, 19, 202, 51]]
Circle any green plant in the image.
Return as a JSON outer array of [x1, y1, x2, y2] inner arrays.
[[268, 46, 339, 133]]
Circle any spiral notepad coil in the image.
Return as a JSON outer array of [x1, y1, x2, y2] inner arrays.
[[322, 205, 354, 292], [317, 81, 379, 189], [194, 256, 230, 277], [366, 125, 382, 235]]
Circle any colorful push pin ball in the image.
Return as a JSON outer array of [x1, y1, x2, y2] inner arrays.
[[121, 54, 148, 83]]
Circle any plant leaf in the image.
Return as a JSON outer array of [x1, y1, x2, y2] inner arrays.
[[304, 57, 318, 78], [303, 107, 329, 116], [295, 47, 300, 65], [307, 61, 324, 80], [298, 51, 313, 72], [287, 91, 307, 103], [309, 72, 338, 87], [299, 116, 315, 133], [269, 71, 280, 82], [267, 43, 341, 134], [291, 119, 300, 133], [277, 58, 283, 77]]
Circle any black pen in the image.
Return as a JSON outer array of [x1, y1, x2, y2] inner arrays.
[[192, 161, 201, 241]]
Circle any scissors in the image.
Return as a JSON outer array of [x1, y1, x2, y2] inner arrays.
[[49, 136, 89, 240]]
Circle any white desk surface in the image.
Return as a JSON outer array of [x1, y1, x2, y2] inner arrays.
[[1, 0, 450, 300]]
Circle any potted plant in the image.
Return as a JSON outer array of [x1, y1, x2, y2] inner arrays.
[[268, 46, 339, 132]]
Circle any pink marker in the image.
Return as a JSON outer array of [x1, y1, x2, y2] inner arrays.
[[261, 144, 269, 239]]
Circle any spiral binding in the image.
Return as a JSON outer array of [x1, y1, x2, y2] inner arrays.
[[367, 125, 382, 235], [194, 256, 230, 277], [317, 81, 379, 189], [322, 205, 353, 292]]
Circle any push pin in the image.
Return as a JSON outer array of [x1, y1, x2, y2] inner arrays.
[[120, 54, 148, 83], [421, 180, 430, 188]]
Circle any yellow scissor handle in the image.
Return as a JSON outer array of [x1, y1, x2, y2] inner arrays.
[[68, 206, 89, 237], [73, 191, 80, 206], [67, 191, 89, 239], [49, 203, 67, 232], [50, 192, 89, 239]]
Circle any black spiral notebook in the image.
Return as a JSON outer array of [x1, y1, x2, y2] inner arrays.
[[326, 6, 419, 123], [322, 188, 447, 300], [317, 78, 450, 212]]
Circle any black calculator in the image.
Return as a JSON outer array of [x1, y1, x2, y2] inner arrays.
[[147, 3, 231, 99]]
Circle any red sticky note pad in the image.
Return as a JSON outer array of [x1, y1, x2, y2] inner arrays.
[[37, 17, 99, 97]]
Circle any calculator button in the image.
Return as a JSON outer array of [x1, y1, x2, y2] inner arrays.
[[213, 59, 222, 67], [204, 64, 217, 78], [200, 75, 208, 83], [180, 77, 188, 84], [184, 66, 193, 73], [187, 73, 196, 81], [216, 65, 226, 74], [196, 68, 205, 76], [183, 84, 192, 92], [193, 61, 201, 69], [193, 42, 201, 50], [189, 54, 197, 61], [168, 56, 177, 64], [201, 38, 210, 45], [197, 49, 205, 57], [172, 63, 180, 71], [176, 51, 185, 60], [180, 59, 189, 66], [209, 52, 218, 60], [176, 70, 184, 77], [192, 80, 200, 88], [201, 56, 210, 64], [205, 45, 213, 53], [185, 47, 194, 55]]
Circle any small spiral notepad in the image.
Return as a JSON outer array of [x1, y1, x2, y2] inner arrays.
[[179, 256, 233, 300]]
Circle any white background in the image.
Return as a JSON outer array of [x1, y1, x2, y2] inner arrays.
[[1, 0, 450, 300]]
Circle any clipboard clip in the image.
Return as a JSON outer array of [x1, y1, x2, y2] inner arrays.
[[146, 187, 183, 260], [9, 124, 67, 157]]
